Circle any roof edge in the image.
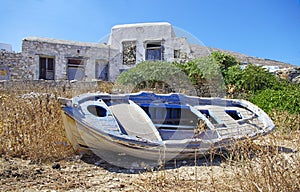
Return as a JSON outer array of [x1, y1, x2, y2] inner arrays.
[[112, 22, 172, 30], [23, 37, 108, 48]]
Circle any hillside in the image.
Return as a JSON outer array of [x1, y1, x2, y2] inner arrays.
[[190, 44, 298, 69]]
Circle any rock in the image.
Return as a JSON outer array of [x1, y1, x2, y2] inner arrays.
[[276, 67, 300, 83], [87, 173, 94, 177], [52, 162, 60, 169], [113, 177, 120, 181], [3, 169, 12, 177], [35, 168, 42, 174], [292, 75, 300, 84]]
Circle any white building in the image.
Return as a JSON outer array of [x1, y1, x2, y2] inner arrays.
[[19, 22, 195, 81]]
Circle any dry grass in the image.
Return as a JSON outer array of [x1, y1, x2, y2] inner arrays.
[[134, 106, 300, 192], [0, 82, 299, 191], [134, 132, 299, 192], [0, 92, 71, 162], [0, 81, 113, 162]]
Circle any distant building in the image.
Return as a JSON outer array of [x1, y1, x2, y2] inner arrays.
[[262, 66, 280, 73], [0, 43, 12, 52], [20, 22, 194, 81]]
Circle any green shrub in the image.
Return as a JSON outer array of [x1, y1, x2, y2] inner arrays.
[[224, 64, 244, 88], [224, 64, 282, 94], [250, 86, 300, 114], [241, 65, 280, 93], [174, 56, 221, 84], [116, 61, 194, 93], [211, 51, 240, 76]]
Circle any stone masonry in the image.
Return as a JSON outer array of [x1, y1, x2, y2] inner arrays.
[[0, 50, 34, 80], [21, 37, 111, 81]]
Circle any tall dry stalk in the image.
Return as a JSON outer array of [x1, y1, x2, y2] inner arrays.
[[0, 92, 72, 162], [0, 81, 113, 162]]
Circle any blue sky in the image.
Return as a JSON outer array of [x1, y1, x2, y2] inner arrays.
[[1, 0, 300, 66]]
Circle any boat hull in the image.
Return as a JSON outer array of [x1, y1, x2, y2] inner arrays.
[[60, 91, 275, 168], [62, 111, 213, 164]]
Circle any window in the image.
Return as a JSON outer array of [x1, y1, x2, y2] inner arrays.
[[39, 56, 54, 80], [122, 41, 136, 65], [146, 41, 163, 61], [95, 60, 108, 80], [67, 58, 84, 80], [174, 50, 180, 59]]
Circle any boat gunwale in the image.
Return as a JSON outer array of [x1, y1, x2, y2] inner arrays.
[[61, 91, 275, 151], [62, 108, 223, 150]]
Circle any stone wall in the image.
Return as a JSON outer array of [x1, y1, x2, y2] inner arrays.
[[22, 37, 110, 81], [0, 79, 224, 98], [0, 80, 110, 95], [0, 50, 35, 80]]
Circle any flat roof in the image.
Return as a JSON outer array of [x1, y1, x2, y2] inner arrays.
[[23, 37, 108, 48], [112, 22, 172, 30]]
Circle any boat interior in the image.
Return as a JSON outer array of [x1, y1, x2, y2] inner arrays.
[[82, 92, 263, 142]]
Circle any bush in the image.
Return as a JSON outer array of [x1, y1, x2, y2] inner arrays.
[[225, 64, 282, 94], [211, 51, 240, 76], [174, 56, 221, 84], [116, 61, 195, 93], [224, 64, 244, 88], [242, 65, 280, 93], [250, 86, 300, 115]]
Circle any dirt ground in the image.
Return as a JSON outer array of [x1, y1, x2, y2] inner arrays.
[[1, 146, 299, 192], [1, 133, 299, 192], [0, 152, 231, 192]]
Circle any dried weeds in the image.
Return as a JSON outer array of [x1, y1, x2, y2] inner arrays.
[[0, 82, 299, 191]]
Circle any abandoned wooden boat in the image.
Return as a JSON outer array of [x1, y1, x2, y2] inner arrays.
[[59, 91, 274, 166]]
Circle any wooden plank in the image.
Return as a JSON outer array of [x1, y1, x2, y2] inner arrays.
[[109, 101, 162, 141]]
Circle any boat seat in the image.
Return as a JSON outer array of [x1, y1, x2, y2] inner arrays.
[[109, 100, 162, 141]]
